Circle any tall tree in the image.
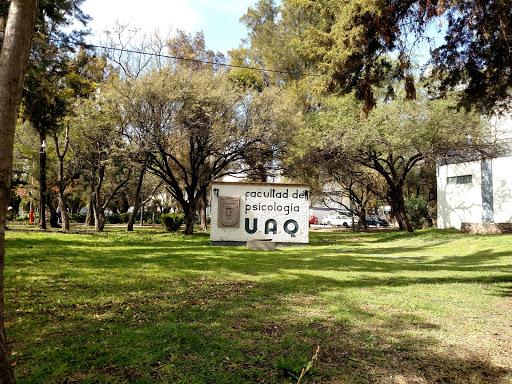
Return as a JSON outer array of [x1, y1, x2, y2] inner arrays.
[[122, 67, 301, 234], [427, 0, 512, 111], [240, 0, 315, 86], [276, 0, 512, 113], [125, 161, 162, 232], [21, 0, 89, 229], [72, 86, 132, 232], [51, 51, 108, 231], [303, 91, 491, 232], [0, 2, 38, 383]]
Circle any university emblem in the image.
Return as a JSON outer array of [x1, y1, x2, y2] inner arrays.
[[218, 196, 240, 227]]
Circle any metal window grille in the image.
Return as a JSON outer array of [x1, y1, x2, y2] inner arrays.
[[447, 175, 473, 185]]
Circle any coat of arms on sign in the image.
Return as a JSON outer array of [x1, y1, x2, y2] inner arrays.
[[218, 196, 240, 227]]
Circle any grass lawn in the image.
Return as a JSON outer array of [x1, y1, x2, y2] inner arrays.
[[4, 225, 512, 383]]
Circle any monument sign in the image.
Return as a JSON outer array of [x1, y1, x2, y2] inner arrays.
[[210, 182, 310, 245]]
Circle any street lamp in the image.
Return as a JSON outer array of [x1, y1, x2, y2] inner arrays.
[[40, 140, 47, 153]]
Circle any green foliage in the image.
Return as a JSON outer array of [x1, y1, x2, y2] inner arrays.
[[299, 91, 488, 232], [121, 212, 131, 223], [405, 196, 430, 230], [161, 213, 185, 232], [274, 355, 315, 382], [14, 214, 30, 222], [105, 213, 125, 224], [241, 0, 314, 86], [135, 210, 158, 223], [69, 213, 86, 223], [427, 1, 512, 111], [228, 68, 265, 92], [245, 0, 512, 112]]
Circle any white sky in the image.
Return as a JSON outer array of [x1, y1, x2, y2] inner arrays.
[[80, 0, 258, 54]]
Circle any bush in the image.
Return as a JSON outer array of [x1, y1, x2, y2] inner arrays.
[[106, 213, 124, 224], [121, 212, 130, 223], [15, 214, 29, 222], [161, 213, 185, 232], [69, 213, 87, 223], [192, 215, 210, 225], [150, 211, 162, 224], [405, 196, 430, 229], [135, 210, 155, 223]]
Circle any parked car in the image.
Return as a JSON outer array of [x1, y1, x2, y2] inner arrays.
[[309, 216, 319, 225], [365, 215, 390, 228], [321, 214, 358, 227]]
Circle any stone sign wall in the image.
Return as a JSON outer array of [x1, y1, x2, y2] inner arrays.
[[210, 182, 310, 245]]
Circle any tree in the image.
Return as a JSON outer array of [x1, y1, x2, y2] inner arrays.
[[240, 0, 315, 86], [125, 161, 162, 232], [245, 0, 417, 116], [281, 0, 512, 113], [167, 30, 225, 72], [53, 51, 109, 230], [52, 122, 71, 229], [306, 91, 491, 232], [427, 0, 512, 111], [72, 86, 132, 232], [20, 0, 89, 229], [0, 2, 38, 383], [122, 67, 301, 235], [312, 154, 378, 230]]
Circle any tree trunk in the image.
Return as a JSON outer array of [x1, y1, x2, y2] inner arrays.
[[85, 166, 95, 226], [85, 193, 94, 226], [199, 187, 207, 231], [126, 204, 139, 231], [94, 166, 131, 232], [93, 165, 106, 232], [58, 189, 70, 231], [46, 196, 60, 228], [0, 1, 38, 383], [388, 189, 413, 232], [397, 197, 413, 233], [127, 167, 145, 232], [93, 195, 106, 232], [54, 128, 70, 230], [184, 204, 196, 235], [358, 208, 368, 231], [38, 133, 47, 229]]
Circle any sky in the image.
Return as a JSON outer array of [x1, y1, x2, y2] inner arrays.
[[80, 0, 259, 54]]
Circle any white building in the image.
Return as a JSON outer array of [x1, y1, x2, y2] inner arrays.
[[437, 112, 512, 229], [437, 156, 512, 229]]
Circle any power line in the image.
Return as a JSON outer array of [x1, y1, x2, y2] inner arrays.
[[82, 43, 321, 78]]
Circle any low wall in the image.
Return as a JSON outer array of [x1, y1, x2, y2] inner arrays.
[[460, 222, 512, 234]]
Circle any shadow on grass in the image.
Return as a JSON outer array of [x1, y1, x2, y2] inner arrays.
[[5, 228, 512, 383], [7, 272, 511, 383], [7, 229, 512, 287]]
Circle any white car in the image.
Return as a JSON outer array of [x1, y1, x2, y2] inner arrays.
[[321, 214, 358, 227]]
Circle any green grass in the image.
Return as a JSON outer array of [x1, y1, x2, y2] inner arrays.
[[4, 226, 512, 383]]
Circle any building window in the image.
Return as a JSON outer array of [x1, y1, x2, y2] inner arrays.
[[447, 175, 472, 185]]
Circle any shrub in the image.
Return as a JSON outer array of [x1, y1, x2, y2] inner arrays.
[[405, 196, 430, 229], [121, 212, 130, 223], [135, 210, 155, 223], [151, 211, 162, 224], [15, 214, 29, 222], [69, 213, 86, 223], [161, 213, 185, 232], [106, 213, 124, 224], [191, 214, 210, 225]]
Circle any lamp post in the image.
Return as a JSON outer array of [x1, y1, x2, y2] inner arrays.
[[39, 139, 47, 229]]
